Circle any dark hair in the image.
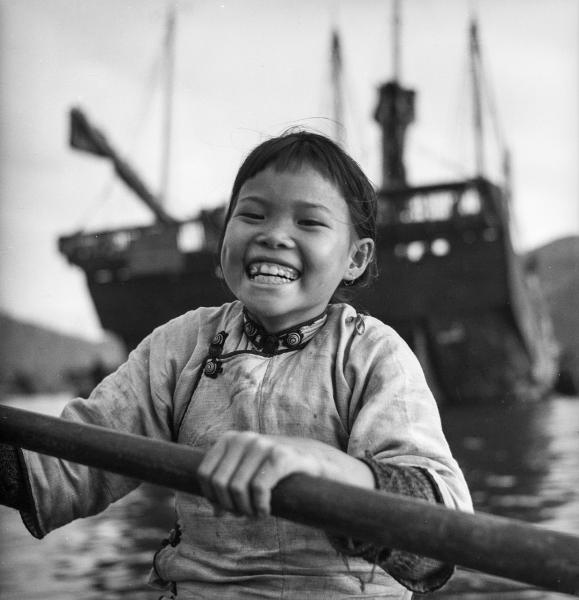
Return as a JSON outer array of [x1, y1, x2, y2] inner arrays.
[[220, 130, 378, 291]]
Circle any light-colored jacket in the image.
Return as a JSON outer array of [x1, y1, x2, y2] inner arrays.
[[22, 301, 472, 599]]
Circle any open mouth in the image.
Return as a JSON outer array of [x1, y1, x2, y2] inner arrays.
[[247, 261, 300, 285]]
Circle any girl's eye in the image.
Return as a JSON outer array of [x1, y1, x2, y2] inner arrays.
[[299, 219, 326, 227], [239, 212, 264, 220]]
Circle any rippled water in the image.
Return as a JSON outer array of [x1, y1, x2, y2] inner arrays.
[[0, 394, 578, 599], [441, 396, 579, 531]]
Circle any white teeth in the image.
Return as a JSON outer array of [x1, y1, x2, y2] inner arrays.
[[251, 274, 293, 285], [247, 262, 299, 282]]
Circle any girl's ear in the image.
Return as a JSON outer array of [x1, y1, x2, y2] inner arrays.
[[344, 238, 375, 282]]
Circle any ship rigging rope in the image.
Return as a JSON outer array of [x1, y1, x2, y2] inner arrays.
[[74, 30, 166, 233], [478, 59, 507, 156], [409, 66, 471, 179], [395, 26, 508, 182], [317, 31, 369, 171], [412, 140, 470, 179], [432, 37, 508, 182], [467, 3, 507, 152], [467, 22, 508, 167], [439, 51, 478, 177], [341, 65, 371, 168]]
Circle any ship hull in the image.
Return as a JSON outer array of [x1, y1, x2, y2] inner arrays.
[[87, 257, 234, 352], [81, 243, 556, 405]]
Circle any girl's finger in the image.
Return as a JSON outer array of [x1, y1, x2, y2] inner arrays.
[[226, 441, 271, 516], [249, 446, 293, 517], [211, 448, 245, 514], [196, 437, 230, 505], [201, 432, 258, 514]]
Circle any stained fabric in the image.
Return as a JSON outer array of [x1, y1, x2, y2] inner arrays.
[[19, 301, 472, 599]]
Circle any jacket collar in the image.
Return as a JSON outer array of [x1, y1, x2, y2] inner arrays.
[[242, 309, 328, 355]]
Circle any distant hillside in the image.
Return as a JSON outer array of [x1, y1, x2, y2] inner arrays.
[[0, 313, 125, 396], [527, 235, 579, 393]]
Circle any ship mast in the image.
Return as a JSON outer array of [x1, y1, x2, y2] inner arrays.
[[469, 17, 512, 197], [391, 0, 401, 83], [159, 6, 176, 206], [374, 0, 415, 188], [469, 19, 485, 178], [330, 30, 345, 146]]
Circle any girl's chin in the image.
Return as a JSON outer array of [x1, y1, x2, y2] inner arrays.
[[244, 302, 289, 320], [243, 301, 300, 329], [241, 280, 298, 299], [244, 302, 328, 333]]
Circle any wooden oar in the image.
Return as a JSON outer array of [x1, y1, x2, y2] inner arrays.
[[0, 403, 578, 596]]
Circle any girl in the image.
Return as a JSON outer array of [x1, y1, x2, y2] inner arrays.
[[1, 131, 472, 599]]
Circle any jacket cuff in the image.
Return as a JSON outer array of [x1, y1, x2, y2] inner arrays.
[[0, 443, 44, 538], [0, 443, 26, 508], [328, 456, 454, 593]]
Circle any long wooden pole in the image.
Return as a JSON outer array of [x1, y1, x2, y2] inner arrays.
[[1, 404, 578, 596]]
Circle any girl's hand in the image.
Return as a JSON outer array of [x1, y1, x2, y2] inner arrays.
[[196, 431, 374, 518]]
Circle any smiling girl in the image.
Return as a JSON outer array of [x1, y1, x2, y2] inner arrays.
[[1, 131, 471, 599]]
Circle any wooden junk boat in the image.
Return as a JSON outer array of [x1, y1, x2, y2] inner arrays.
[[58, 19, 558, 404]]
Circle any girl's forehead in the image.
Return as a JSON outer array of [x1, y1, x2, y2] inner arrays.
[[239, 164, 343, 200]]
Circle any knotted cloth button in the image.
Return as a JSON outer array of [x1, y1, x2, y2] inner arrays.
[[244, 321, 258, 337], [212, 332, 226, 346], [285, 331, 303, 348], [204, 358, 222, 378]]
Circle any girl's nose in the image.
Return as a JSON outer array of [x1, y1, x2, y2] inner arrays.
[[255, 222, 295, 248]]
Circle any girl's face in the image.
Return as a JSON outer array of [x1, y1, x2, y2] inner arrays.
[[220, 165, 374, 332]]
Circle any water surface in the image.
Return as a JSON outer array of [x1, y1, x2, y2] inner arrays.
[[1, 394, 577, 599]]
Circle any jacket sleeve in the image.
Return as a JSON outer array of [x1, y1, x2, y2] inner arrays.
[[0, 443, 28, 510], [340, 316, 473, 511], [333, 314, 473, 592], [19, 316, 192, 538]]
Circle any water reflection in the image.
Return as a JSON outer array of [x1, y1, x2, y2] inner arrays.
[[1, 395, 578, 598], [441, 396, 579, 529], [0, 481, 174, 600], [55, 485, 174, 598]]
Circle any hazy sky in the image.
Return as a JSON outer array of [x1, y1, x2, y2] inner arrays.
[[1, 0, 577, 341]]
